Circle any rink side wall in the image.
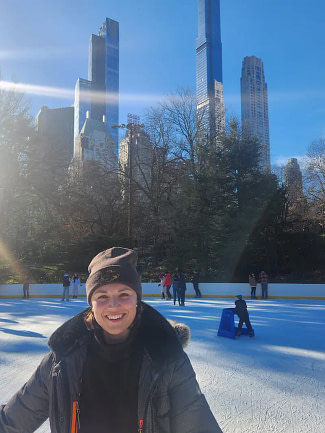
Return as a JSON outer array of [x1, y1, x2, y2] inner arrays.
[[0, 283, 324, 299]]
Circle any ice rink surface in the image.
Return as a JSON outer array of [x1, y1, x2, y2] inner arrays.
[[0, 297, 324, 433]]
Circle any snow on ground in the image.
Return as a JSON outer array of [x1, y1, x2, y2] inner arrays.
[[0, 297, 325, 433]]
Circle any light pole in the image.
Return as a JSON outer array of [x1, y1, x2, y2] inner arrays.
[[112, 114, 144, 240]]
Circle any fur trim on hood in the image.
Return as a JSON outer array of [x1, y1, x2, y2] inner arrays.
[[167, 319, 190, 348], [48, 302, 190, 362]]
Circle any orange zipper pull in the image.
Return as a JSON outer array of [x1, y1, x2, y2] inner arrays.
[[138, 418, 144, 433], [71, 401, 79, 433]]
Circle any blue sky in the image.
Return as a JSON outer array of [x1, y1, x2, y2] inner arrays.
[[0, 0, 324, 166]]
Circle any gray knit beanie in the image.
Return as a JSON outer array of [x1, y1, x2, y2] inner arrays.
[[86, 247, 142, 304]]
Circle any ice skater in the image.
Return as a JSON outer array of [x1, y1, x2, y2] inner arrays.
[[71, 273, 81, 299], [158, 273, 166, 299], [249, 273, 257, 299], [164, 271, 172, 300], [178, 271, 187, 306], [22, 278, 30, 299], [259, 270, 269, 299], [61, 273, 71, 301], [191, 270, 202, 298], [232, 295, 254, 337], [172, 273, 181, 305]]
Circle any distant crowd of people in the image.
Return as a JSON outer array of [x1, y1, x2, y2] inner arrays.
[[158, 270, 202, 307], [21, 268, 269, 302]]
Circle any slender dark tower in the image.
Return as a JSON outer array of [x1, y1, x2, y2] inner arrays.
[[284, 158, 304, 202], [196, 0, 225, 136], [74, 18, 119, 156]]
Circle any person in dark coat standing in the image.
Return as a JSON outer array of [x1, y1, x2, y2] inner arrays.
[[61, 273, 70, 301], [22, 278, 30, 299], [178, 271, 187, 306], [191, 270, 202, 298], [232, 295, 254, 337], [172, 272, 181, 305], [0, 247, 223, 433]]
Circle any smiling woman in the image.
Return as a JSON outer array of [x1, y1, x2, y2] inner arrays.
[[0, 247, 223, 433], [91, 283, 138, 342]]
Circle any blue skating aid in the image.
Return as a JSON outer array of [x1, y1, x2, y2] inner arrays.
[[217, 308, 255, 339], [217, 308, 236, 339]]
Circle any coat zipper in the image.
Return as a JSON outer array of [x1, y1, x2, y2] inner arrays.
[[71, 401, 80, 433], [139, 370, 160, 433]]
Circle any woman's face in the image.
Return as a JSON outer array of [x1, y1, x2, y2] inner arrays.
[[91, 283, 137, 342]]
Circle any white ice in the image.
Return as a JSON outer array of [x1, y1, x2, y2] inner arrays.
[[0, 297, 324, 433]]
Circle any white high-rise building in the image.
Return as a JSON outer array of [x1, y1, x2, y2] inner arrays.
[[241, 56, 270, 170], [74, 111, 116, 169]]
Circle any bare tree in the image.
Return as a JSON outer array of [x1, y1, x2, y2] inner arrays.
[[305, 139, 325, 232]]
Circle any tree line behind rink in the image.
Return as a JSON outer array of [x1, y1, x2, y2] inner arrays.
[[1, 88, 325, 284]]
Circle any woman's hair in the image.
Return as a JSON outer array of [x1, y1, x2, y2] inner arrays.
[[84, 309, 101, 330]]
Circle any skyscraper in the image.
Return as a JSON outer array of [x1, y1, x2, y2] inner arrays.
[[284, 157, 307, 220], [241, 56, 270, 170], [196, 0, 225, 137], [74, 18, 119, 155], [36, 106, 74, 157], [74, 111, 117, 170], [284, 158, 304, 202], [119, 124, 153, 197]]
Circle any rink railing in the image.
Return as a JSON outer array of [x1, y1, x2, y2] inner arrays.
[[0, 282, 324, 299]]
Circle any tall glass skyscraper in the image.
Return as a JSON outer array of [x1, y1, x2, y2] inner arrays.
[[241, 56, 270, 170], [196, 0, 225, 137], [74, 18, 119, 155]]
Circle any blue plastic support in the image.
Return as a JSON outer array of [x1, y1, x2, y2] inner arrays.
[[217, 308, 236, 339], [217, 308, 254, 339]]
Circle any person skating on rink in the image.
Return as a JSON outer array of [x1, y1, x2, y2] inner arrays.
[[178, 271, 187, 306], [259, 270, 269, 299], [172, 272, 181, 305], [71, 273, 81, 299], [22, 277, 30, 299], [248, 273, 257, 299], [158, 272, 166, 299], [191, 270, 202, 298], [164, 271, 172, 300], [0, 247, 223, 433], [232, 295, 254, 338], [61, 272, 71, 301]]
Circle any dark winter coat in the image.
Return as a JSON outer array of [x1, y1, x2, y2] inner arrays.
[[232, 299, 250, 321], [191, 272, 200, 285], [0, 302, 222, 433], [178, 272, 187, 290], [172, 274, 179, 289], [62, 274, 70, 287]]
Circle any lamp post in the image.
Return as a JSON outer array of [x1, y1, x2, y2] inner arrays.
[[112, 114, 145, 240]]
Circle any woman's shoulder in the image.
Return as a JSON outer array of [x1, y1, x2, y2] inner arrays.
[[140, 302, 190, 363], [48, 307, 91, 357]]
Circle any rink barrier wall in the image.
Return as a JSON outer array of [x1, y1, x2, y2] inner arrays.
[[0, 282, 324, 299]]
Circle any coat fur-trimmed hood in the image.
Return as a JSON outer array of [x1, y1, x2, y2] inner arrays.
[[48, 302, 190, 362]]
